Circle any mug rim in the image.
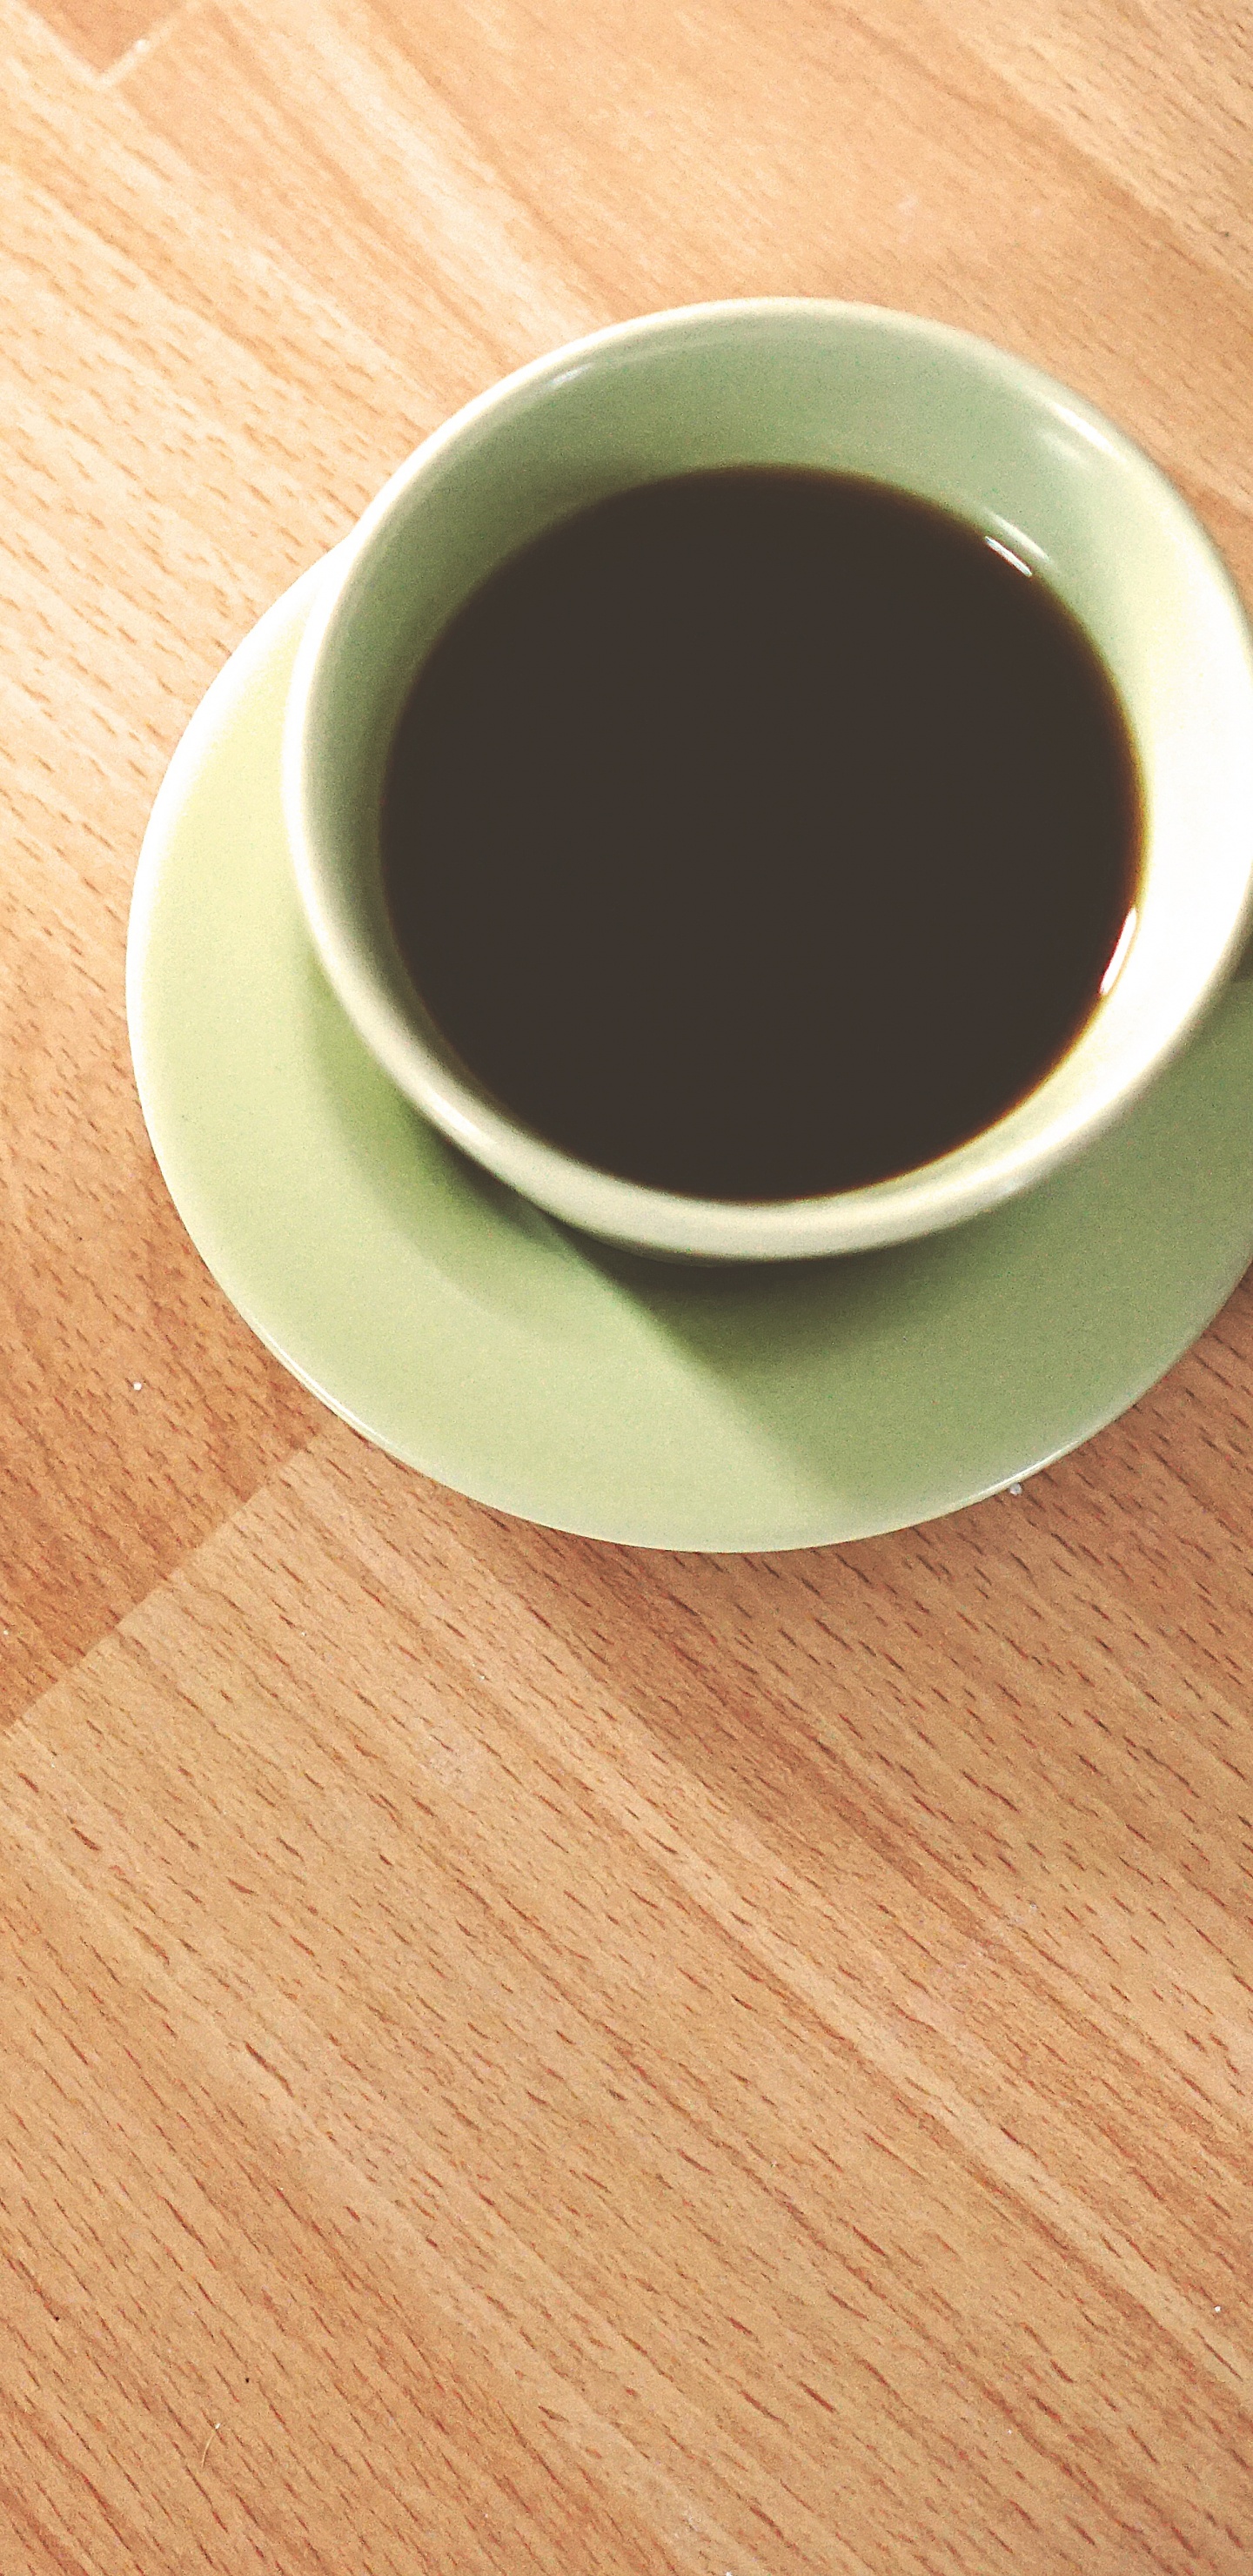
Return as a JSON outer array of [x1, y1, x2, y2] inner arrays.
[[283, 297, 1253, 1260]]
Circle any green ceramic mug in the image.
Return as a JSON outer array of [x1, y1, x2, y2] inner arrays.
[[283, 299, 1253, 1261]]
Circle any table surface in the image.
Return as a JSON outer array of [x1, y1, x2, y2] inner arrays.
[[3, 3, 1253, 2568]]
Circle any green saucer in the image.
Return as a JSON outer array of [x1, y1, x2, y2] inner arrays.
[[127, 560, 1253, 1551]]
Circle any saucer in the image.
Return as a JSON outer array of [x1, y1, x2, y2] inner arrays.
[[127, 559, 1253, 1552]]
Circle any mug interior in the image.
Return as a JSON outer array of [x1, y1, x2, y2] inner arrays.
[[285, 302, 1253, 1258]]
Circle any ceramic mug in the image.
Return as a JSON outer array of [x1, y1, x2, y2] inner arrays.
[[283, 299, 1253, 1261]]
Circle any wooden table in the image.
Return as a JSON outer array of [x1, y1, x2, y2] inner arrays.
[[3, 4, 1252, 2567]]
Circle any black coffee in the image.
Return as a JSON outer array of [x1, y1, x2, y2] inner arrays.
[[381, 468, 1141, 1201]]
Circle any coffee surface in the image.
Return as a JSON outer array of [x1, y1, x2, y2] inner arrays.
[[381, 469, 1141, 1201]]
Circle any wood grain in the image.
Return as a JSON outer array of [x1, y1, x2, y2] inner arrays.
[[23, 0, 179, 76], [2, 0, 1251, 2566]]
